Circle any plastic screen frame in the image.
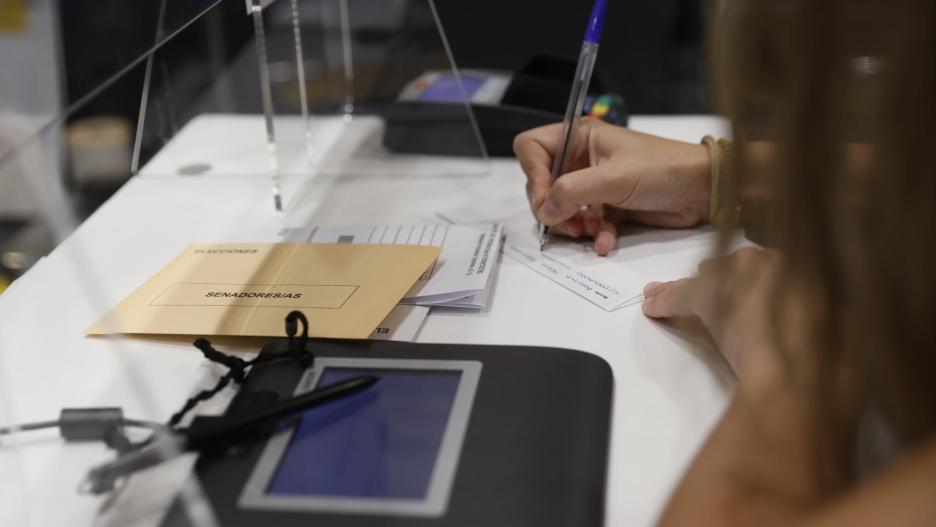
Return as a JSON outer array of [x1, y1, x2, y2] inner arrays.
[[237, 357, 481, 517]]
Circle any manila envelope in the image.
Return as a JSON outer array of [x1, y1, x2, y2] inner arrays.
[[87, 243, 441, 339]]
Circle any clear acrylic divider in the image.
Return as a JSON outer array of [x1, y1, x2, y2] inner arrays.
[[0, 0, 232, 173], [269, 0, 490, 211], [1, 2, 251, 526], [135, 0, 490, 212]]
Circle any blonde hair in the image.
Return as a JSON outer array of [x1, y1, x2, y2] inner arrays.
[[714, 1, 936, 449]]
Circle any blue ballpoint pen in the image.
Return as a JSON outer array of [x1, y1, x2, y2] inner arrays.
[[539, 0, 606, 251]]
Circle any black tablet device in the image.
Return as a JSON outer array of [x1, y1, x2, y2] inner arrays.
[[162, 340, 611, 527]]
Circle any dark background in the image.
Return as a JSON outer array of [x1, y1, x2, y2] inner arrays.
[[437, 0, 708, 113], [62, 0, 710, 130]]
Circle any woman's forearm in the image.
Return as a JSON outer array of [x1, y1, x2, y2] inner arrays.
[[657, 378, 850, 527]]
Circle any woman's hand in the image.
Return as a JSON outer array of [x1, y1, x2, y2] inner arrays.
[[513, 119, 712, 256], [644, 248, 894, 527], [642, 247, 781, 382]]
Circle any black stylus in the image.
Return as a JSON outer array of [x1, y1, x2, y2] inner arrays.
[[185, 374, 379, 450]]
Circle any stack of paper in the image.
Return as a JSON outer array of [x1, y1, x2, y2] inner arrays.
[[255, 223, 503, 309]]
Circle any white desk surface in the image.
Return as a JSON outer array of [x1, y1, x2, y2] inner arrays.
[[0, 115, 734, 527]]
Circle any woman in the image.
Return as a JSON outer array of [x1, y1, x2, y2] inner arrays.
[[514, 1, 936, 525]]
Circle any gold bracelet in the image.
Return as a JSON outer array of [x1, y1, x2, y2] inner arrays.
[[701, 135, 721, 222], [701, 135, 740, 227]]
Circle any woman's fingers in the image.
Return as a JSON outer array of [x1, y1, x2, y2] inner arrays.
[[641, 278, 700, 318], [549, 215, 584, 238], [515, 123, 592, 213], [642, 250, 772, 321], [538, 164, 625, 225], [514, 128, 558, 211], [552, 206, 618, 254], [594, 216, 618, 255]]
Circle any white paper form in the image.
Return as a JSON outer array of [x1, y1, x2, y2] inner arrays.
[[503, 238, 645, 311], [440, 195, 726, 312], [369, 305, 430, 341], [441, 205, 643, 311], [254, 223, 503, 308]]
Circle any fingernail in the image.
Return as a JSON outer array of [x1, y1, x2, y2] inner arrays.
[[643, 281, 663, 295], [539, 199, 561, 222], [597, 231, 615, 250], [641, 298, 655, 315]]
